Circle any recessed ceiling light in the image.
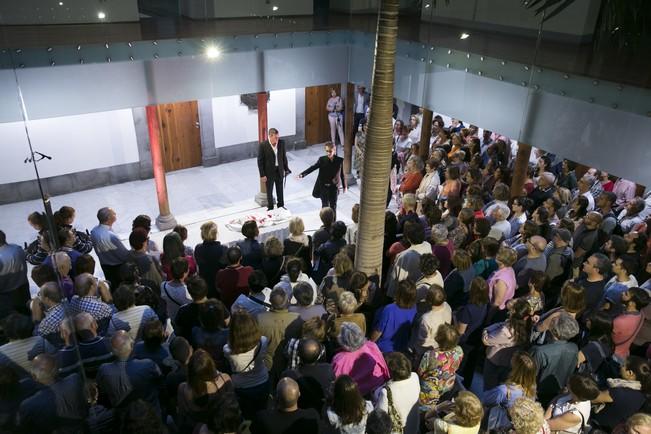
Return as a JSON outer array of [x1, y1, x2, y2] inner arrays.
[[205, 46, 221, 59], [272, 5, 279, 11], [459, 32, 470, 40], [58, 1, 63, 5], [425, 3, 431, 7], [97, 11, 106, 19]]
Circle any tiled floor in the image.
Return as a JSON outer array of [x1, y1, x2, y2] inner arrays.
[[1, 145, 361, 244], [0, 145, 362, 291]]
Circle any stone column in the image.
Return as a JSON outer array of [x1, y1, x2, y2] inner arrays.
[[419, 108, 433, 160], [254, 92, 270, 207], [511, 142, 532, 198], [145, 105, 177, 230], [343, 82, 356, 186]]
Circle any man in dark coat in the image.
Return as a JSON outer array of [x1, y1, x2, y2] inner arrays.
[[258, 127, 290, 211], [297, 142, 347, 214]]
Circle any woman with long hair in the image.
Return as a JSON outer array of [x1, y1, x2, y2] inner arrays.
[[160, 232, 197, 281], [176, 349, 236, 431], [534, 281, 586, 342], [327, 375, 374, 433], [484, 352, 537, 412], [482, 299, 532, 391], [567, 195, 590, 227], [223, 311, 269, 420], [577, 311, 613, 386]]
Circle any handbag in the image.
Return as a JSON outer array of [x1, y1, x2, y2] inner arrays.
[[385, 386, 403, 433]]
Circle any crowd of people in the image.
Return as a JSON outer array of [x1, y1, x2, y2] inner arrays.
[[1, 110, 651, 434]]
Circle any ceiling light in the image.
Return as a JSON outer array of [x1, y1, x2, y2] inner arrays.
[[205, 46, 221, 59], [459, 32, 470, 40], [425, 3, 431, 7], [97, 11, 106, 19], [272, 5, 279, 11], [58, 1, 63, 5]]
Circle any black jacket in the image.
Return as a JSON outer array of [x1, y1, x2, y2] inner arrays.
[[300, 155, 346, 199], [258, 139, 289, 178]]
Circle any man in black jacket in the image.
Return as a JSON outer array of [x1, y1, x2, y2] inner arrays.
[[258, 128, 290, 211], [296, 142, 347, 214]]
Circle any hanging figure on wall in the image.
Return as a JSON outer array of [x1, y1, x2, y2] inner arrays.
[[326, 88, 345, 149], [296, 141, 347, 215]]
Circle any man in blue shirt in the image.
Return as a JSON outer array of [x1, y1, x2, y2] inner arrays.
[[0, 230, 30, 320], [96, 331, 163, 414], [90, 207, 130, 290]]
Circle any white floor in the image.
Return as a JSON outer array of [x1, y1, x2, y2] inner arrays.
[[0, 145, 362, 290]]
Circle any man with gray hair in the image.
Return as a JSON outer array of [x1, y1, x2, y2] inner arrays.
[[577, 174, 596, 211], [618, 197, 646, 233], [513, 235, 548, 289], [251, 377, 320, 434], [17, 353, 87, 432], [90, 206, 129, 290], [529, 171, 556, 209], [257, 288, 303, 370], [96, 330, 163, 414], [529, 312, 580, 406]]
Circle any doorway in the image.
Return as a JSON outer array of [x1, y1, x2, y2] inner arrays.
[[305, 83, 342, 146], [156, 100, 202, 172]]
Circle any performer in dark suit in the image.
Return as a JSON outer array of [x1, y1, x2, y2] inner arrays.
[[258, 128, 290, 211], [296, 141, 347, 214]]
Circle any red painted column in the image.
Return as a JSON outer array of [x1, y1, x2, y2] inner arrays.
[[257, 92, 268, 143], [255, 92, 270, 207], [146, 105, 177, 229]]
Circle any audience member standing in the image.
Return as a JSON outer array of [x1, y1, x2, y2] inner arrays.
[[90, 207, 130, 290]]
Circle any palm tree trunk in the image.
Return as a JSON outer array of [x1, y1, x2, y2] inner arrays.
[[355, 0, 399, 279]]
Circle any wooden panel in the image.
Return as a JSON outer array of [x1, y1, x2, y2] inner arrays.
[[305, 83, 341, 146], [157, 100, 202, 172]]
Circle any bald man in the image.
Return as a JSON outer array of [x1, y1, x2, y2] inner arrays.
[[57, 312, 113, 378], [281, 339, 334, 413], [251, 377, 320, 434], [96, 331, 162, 414], [513, 235, 549, 289], [18, 354, 87, 432]]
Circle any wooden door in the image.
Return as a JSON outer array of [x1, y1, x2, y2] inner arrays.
[[305, 83, 342, 145], [157, 100, 202, 172]]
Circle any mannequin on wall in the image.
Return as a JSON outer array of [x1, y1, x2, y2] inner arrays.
[[326, 88, 345, 149]]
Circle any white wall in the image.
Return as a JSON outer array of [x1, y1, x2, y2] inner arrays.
[[0, 0, 139, 24], [212, 88, 297, 148], [0, 110, 139, 184]]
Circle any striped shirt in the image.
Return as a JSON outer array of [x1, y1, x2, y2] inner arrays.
[[0, 336, 55, 377], [108, 305, 158, 341]]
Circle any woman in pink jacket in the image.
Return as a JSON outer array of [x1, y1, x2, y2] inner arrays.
[[332, 322, 390, 396]]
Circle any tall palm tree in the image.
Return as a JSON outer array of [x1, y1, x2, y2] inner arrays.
[[355, 0, 400, 279]]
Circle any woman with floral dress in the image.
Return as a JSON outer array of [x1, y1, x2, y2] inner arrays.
[[418, 323, 463, 412]]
